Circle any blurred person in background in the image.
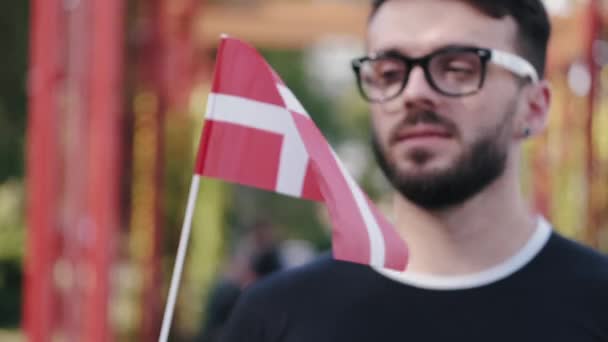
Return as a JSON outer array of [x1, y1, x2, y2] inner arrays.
[[221, 1, 608, 341], [197, 219, 315, 341], [197, 219, 281, 342]]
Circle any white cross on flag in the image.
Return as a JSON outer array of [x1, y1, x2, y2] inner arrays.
[[195, 37, 408, 271]]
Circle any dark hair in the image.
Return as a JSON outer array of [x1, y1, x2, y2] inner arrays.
[[370, 0, 551, 77], [251, 247, 282, 277]]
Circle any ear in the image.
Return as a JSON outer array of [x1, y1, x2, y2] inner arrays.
[[516, 80, 551, 140]]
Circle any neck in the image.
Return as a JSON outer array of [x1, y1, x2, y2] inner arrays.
[[393, 158, 537, 276]]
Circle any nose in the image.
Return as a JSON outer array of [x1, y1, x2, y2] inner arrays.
[[401, 65, 437, 109]]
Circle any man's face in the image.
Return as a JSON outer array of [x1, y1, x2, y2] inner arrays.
[[367, 0, 526, 209]]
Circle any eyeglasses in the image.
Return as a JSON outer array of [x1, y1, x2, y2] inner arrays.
[[351, 45, 539, 103]]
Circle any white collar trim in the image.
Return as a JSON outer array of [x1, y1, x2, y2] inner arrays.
[[374, 217, 553, 290]]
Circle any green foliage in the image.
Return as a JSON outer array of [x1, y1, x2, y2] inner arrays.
[[0, 0, 28, 330], [262, 49, 342, 143], [0, 0, 28, 183], [0, 181, 24, 262], [0, 261, 21, 328], [0, 180, 24, 326]]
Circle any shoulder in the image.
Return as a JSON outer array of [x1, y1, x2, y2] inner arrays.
[[538, 232, 608, 306], [544, 232, 608, 277], [242, 252, 371, 303], [219, 253, 374, 341], [543, 232, 608, 330]]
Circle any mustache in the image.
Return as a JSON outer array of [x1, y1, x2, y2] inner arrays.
[[388, 110, 458, 144]]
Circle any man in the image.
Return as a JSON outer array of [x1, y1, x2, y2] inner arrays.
[[220, 1, 608, 340]]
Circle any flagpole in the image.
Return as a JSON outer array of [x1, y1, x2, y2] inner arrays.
[[159, 175, 201, 342]]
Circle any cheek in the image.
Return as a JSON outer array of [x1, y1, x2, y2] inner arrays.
[[453, 97, 506, 143], [370, 109, 395, 143]]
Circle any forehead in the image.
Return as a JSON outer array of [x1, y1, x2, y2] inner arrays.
[[367, 0, 518, 55]]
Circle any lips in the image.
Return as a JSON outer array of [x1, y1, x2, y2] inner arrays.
[[391, 125, 453, 144]]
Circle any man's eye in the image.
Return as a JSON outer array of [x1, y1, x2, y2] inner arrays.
[[445, 64, 474, 73], [380, 69, 404, 82], [445, 67, 473, 75]]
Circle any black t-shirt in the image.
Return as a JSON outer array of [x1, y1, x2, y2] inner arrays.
[[220, 230, 608, 342]]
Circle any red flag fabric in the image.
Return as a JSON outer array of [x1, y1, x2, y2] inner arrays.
[[195, 37, 408, 271]]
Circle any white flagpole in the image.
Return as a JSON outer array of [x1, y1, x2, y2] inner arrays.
[[159, 175, 201, 342]]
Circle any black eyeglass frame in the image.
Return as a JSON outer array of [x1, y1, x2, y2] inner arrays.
[[351, 46, 494, 103]]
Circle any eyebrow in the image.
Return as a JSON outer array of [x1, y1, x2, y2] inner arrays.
[[371, 43, 483, 58]]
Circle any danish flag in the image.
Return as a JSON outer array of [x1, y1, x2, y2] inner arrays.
[[195, 37, 408, 271]]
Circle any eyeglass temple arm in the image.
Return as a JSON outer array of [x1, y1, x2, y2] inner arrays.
[[490, 49, 539, 83]]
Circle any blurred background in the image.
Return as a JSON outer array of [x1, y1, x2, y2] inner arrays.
[[1, 0, 607, 341]]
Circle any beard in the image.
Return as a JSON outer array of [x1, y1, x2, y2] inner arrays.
[[372, 108, 513, 210]]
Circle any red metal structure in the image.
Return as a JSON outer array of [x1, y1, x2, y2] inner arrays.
[[25, 0, 63, 339], [26, 0, 201, 338], [26, 0, 125, 340], [85, 1, 125, 341], [62, 0, 90, 339]]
